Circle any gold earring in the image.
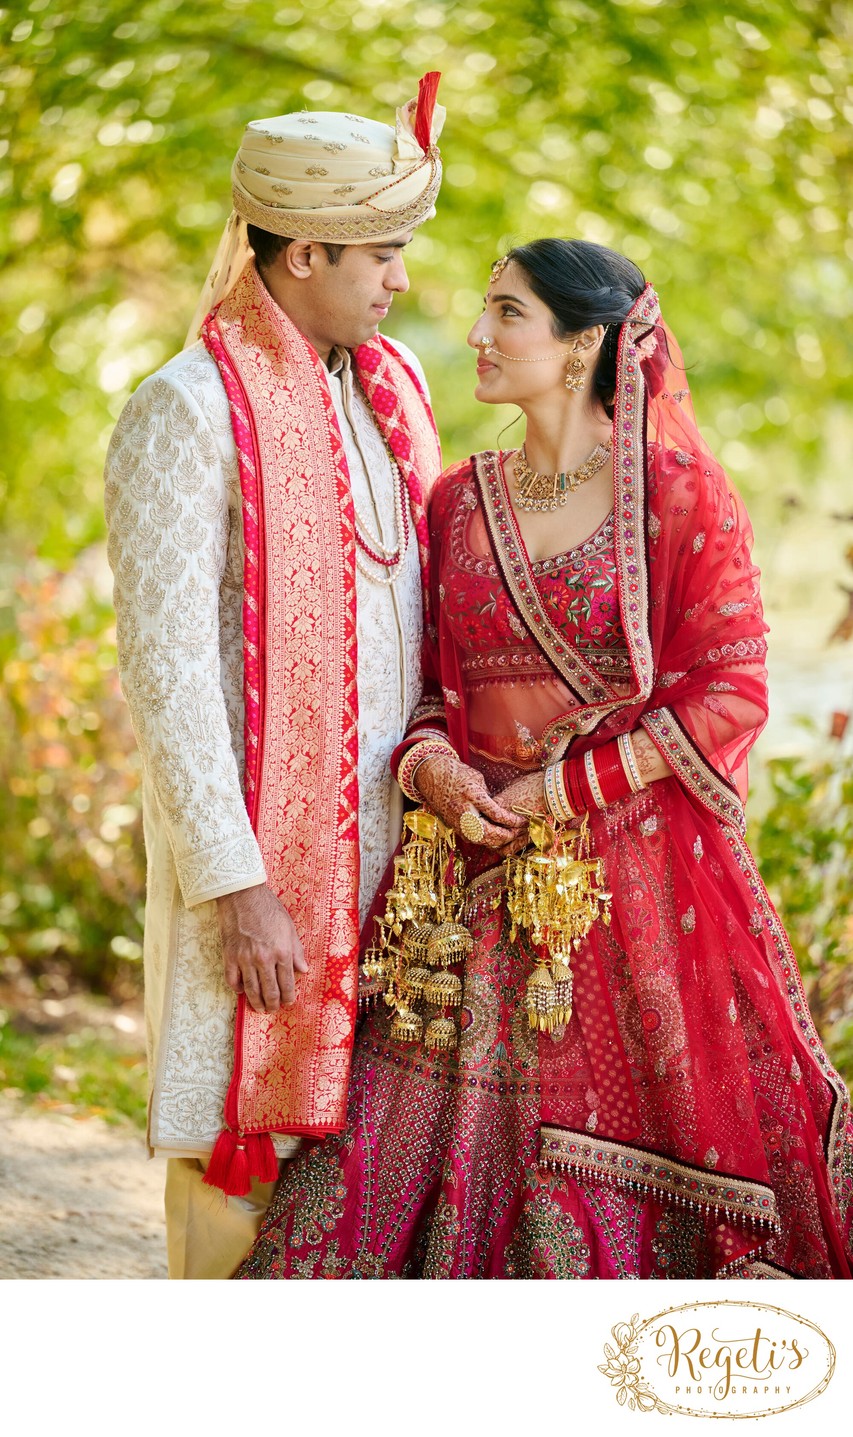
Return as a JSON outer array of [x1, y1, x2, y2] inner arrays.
[[565, 357, 585, 392]]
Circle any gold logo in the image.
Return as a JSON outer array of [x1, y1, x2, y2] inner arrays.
[[599, 1301, 835, 1418]]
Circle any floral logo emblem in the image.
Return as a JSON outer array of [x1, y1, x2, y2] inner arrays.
[[600, 1302, 835, 1419], [599, 1315, 668, 1414]]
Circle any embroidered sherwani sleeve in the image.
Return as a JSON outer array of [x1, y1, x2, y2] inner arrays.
[[105, 371, 267, 907]]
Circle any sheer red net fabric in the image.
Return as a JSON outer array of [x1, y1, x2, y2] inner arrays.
[[633, 316, 769, 807]]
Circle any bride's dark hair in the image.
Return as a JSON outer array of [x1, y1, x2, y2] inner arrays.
[[504, 239, 646, 417]]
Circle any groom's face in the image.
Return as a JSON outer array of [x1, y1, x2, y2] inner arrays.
[[303, 234, 413, 352]]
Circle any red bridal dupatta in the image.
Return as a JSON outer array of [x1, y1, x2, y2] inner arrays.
[[409, 286, 853, 1276], [199, 263, 439, 1194]]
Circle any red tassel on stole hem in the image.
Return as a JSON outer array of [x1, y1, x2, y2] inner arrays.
[[246, 1132, 279, 1184], [203, 1129, 278, 1197]]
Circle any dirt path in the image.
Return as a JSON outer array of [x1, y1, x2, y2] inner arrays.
[[0, 1095, 167, 1279]]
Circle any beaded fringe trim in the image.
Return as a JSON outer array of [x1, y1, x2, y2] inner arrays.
[[539, 1126, 781, 1233]]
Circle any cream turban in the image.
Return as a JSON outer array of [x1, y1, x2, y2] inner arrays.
[[185, 72, 445, 345]]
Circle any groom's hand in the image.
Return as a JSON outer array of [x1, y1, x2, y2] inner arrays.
[[216, 883, 307, 1013]]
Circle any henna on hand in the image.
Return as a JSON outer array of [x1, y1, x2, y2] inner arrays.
[[631, 728, 673, 784], [414, 752, 525, 849], [494, 769, 547, 817], [495, 769, 582, 855]]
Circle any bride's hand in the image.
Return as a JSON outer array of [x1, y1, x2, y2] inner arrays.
[[492, 770, 550, 855], [494, 769, 547, 815], [414, 753, 525, 849]]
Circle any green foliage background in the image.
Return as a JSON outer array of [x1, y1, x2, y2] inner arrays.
[[2, 0, 851, 561], [0, 0, 851, 1089]]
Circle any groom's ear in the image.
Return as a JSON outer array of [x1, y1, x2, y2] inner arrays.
[[283, 240, 321, 280]]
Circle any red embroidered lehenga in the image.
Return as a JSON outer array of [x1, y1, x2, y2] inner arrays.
[[236, 289, 853, 1280]]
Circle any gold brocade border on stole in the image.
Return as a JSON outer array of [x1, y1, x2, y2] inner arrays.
[[214, 271, 441, 1136], [351, 335, 440, 637], [539, 1126, 781, 1232], [217, 268, 360, 1134]]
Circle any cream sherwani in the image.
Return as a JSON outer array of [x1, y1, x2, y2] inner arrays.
[[105, 331, 428, 1275]]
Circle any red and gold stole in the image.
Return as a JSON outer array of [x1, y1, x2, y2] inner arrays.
[[200, 262, 440, 1193]]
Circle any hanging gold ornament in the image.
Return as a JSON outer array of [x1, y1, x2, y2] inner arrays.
[[424, 969, 463, 1007], [551, 957, 574, 1027], [402, 921, 434, 966], [505, 811, 611, 1032], [426, 920, 473, 968], [403, 965, 432, 1002], [360, 807, 471, 1051], [525, 962, 557, 1030], [424, 1015, 458, 1051], [391, 1006, 424, 1044]]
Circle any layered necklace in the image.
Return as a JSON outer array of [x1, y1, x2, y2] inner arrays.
[[352, 436, 411, 586], [513, 437, 613, 512], [348, 373, 411, 586]]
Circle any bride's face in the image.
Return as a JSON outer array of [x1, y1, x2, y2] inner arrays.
[[467, 260, 571, 405]]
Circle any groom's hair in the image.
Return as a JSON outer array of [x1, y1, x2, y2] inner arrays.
[[246, 224, 344, 270]]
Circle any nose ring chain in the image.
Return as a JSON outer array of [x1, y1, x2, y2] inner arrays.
[[479, 337, 571, 362]]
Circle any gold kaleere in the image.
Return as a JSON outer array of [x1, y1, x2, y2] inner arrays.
[[504, 812, 612, 1032], [550, 958, 574, 1027], [424, 1015, 458, 1051], [390, 1004, 424, 1044], [361, 808, 471, 1050], [424, 969, 463, 1006]]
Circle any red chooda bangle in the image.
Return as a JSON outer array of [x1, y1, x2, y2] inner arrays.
[[562, 756, 594, 814], [594, 746, 632, 806], [563, 740, 634, 813]]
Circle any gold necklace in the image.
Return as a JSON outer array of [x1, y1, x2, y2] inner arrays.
[[513, 438, 613, 512]]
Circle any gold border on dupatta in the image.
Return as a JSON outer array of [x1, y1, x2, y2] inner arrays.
[[609, 298, 658, 708], [539, 1125, 781, 1233], [723, 826, 853, 1228], [641, 706, 747, 834], [471, 297, 664, 761]]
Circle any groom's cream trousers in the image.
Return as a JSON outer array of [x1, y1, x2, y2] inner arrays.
[[164, 1158, 278, 1280]]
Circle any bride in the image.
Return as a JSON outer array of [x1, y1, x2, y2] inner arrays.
[[237, 238, 852, 1279]]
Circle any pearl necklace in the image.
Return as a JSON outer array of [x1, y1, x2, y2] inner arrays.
[[513, 438, 613, 512], [347, 376, 411, 584], [352, 461, 410, 571]]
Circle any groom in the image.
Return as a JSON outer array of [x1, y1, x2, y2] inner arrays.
[[104, 76, 445, 1278]]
